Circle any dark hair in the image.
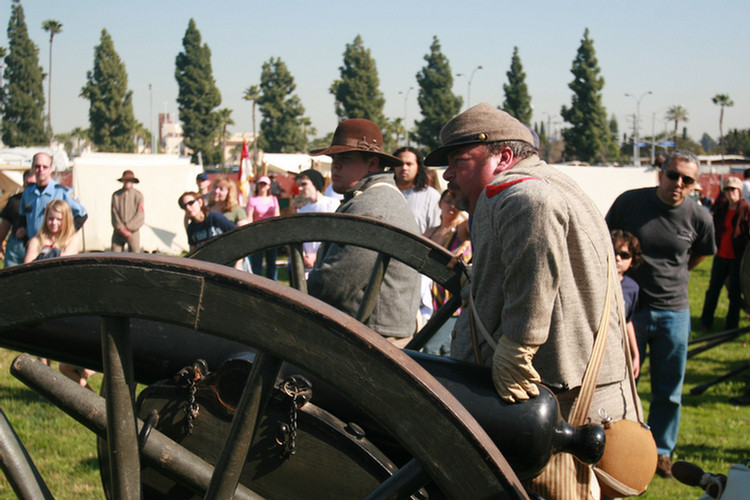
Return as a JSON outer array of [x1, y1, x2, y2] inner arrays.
[[178, 191, 207, 215], [22, 168, 34, 182], [611, 229, 643, 270], [743, 168, 750, 179], [392, 146, 429, 191]]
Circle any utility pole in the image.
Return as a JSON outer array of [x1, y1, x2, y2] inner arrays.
[[625, 91, 652, 167]]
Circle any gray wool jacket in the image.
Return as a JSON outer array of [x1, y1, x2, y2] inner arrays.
[[307, 171, 421, 338], [452, 155, 629, 396]]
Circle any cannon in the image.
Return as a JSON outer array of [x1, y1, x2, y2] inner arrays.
[[0, 213, 605, 500]]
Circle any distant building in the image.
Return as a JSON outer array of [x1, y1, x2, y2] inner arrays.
[[159, 113, 184, 156]]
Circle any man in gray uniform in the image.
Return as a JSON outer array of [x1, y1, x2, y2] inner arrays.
[[426, 103, 636, 499], [308, 118, 420, 345]]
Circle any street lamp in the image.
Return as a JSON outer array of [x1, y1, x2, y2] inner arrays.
[[149, 84, 155, 154], [625, 91, 652, 167], [398, 86, 414, 147], [467, 65, 483, 108]]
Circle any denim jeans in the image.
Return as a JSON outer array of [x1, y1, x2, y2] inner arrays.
[[3, 236, 26, 268], [633, 306, 690, 456], [700, 256, 742, 330], [250, 248, 278, 280]]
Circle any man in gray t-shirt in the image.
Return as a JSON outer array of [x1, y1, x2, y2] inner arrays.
[[606, 149, 715, 478]]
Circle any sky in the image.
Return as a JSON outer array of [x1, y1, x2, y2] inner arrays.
[[2, 0, 748, 150]]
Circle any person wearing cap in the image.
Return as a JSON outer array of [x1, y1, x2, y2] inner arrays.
[[308, 118, 420, 344], [20, 152, 88, 241], [196, 172, 211, 200], [111, 170, 145, 252], [428, 103, 637, 497], [700, 176, 749, 331], [607, 149, 715, 478], [295, 169, 340, 276]]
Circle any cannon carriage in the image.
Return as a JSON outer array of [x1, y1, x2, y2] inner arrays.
[[0, 213, 605, 500]]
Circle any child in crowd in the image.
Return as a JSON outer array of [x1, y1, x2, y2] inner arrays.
[[24, 199, 79, 262], [611, 229, 643, 377]]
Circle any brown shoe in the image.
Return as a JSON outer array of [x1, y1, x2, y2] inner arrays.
[[657, 455, 673, 478]]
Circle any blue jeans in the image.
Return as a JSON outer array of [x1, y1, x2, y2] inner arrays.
[[3, 236, 26, 268], [250, 248, 278, 280], [633, 306, 690, 457]]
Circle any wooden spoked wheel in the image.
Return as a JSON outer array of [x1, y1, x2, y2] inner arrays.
[[0, 254, 528, 500]]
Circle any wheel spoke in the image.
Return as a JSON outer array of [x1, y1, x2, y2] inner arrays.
[[288, 242, 307, 293], [363, 458, 429, 500], [101, 316, 140, 500], [0, 409, 55, 500], [205, 351, 283, 500]]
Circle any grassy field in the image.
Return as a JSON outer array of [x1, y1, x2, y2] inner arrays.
[[0, 256, 748, 499]]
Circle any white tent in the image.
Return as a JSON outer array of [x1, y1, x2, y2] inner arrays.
[[261, 153, 331, 176], [71, 153, 200, 253]]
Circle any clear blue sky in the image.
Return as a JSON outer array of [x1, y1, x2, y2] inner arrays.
[[3, 0, 748, 148]]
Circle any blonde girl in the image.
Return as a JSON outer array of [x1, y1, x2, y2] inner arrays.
[[24, 200, 79, 262]]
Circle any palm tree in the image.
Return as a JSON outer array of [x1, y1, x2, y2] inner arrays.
[[664, 105, 689, 144], [712, 94, 734, 162], [42, 19, 63, 142], [242, 85, 260, 172], [217, 108, 234, 167]]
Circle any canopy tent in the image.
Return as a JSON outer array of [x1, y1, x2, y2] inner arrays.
[[71, 153, 199, 253], [260, 153, 331, 176]]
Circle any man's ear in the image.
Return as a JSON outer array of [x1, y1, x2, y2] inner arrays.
[[492, 146, 515, 176], [367, 155, 381, 173]]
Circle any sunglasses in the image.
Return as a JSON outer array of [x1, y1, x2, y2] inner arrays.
[[615, 251, 632, 260], [723, 186, 739, 192], [180, 198, 199, 210], [663, 169, 695, 186]]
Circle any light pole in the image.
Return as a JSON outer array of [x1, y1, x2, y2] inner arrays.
[[149, 84, 155, 154], [625, 91, 652, 167], [467, 65, 483, 108], [399, 86, 413, 147]]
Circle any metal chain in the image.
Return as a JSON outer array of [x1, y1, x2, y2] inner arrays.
[[278, 376, 311, 459], [178, 360, 206, 436]]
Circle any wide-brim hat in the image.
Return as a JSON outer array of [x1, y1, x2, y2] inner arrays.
[[723, 176, 742, 190], [310, 118, 403, 167], [425, 103, 536, 166], [118, 170, 139, 183]]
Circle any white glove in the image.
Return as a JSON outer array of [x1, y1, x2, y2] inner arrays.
[[492, 335, 541, 403]]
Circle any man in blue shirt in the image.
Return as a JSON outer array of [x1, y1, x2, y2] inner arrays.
[[19, 152, 87, 240]]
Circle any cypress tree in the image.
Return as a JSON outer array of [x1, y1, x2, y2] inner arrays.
[[501, 46, 532, 125], [257, 57, 307, 153], [2, 0, 46, 146], [80, 29, 136, 152], [329, 35, 385, 126], [413, 36, 462, 151], [560, 28, 612, 163], [175, 18, 222, 165]]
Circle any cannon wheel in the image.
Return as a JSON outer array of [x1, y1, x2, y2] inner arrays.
[[0, 254, 528, 500], [187, 213, 467, 350]]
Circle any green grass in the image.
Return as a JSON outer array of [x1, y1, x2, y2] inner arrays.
[[0, 256, 747, 499]]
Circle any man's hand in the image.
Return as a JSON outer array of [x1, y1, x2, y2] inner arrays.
[[118, 226, 133, 239], [492, 335, 541, 403], [14, 227, 26, 240]]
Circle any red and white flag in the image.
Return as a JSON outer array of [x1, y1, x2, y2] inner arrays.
[[238, 139, 252, 205]]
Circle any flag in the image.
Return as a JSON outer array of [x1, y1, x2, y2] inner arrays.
[[238, 139, 252, 205]]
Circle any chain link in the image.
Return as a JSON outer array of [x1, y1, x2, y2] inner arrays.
[[178, 360, 207, 436], [278, 376, 312, 459]]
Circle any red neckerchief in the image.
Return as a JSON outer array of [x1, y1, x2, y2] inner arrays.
[[485, 177, 537, 198]]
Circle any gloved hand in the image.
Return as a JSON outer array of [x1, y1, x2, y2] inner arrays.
[[492, 335, 541, 403]]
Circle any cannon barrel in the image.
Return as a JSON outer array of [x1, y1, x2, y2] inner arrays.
[[1, 317, 604, 480]]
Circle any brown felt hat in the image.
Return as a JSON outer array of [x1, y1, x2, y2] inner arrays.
[[424, 103, 536, 166], [117, 170, 139, 183], [310, 118, 403, 167]]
